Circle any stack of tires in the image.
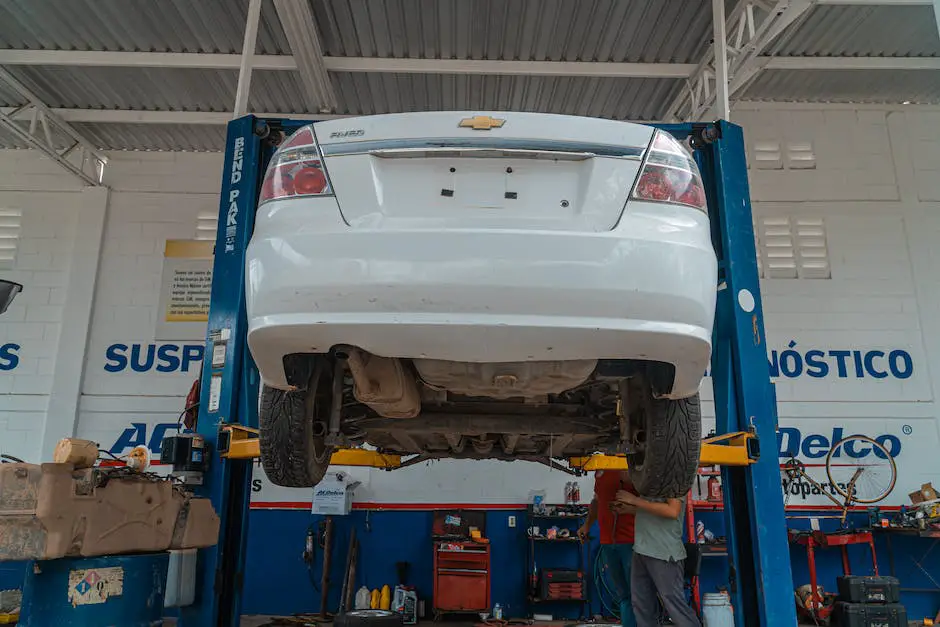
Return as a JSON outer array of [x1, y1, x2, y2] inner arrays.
[[832, 575, 905, 626]]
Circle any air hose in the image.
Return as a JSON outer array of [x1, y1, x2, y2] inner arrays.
[[593, 547, 621, 620]]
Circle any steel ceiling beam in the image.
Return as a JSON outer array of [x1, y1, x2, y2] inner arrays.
[[0, 67, 107, 186], [273, 0, 338, 113], [2, 49, 937, 78], [0, 108, 350, 124], [321, 57, 699, 78], [764, 56, 940, 69], [817, 0, 931, 4], [0, 49, 298, 70], [0, 49, 697, 77]]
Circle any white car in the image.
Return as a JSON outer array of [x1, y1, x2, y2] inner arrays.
[[246, 112, 717, 497]]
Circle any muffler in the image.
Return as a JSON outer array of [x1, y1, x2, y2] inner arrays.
[[338, 346, 421, 419]]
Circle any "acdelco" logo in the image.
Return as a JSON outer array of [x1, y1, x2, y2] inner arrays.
[[777, 427, 903, 460]]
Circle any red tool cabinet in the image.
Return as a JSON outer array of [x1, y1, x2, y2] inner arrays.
[[432, 541, 491, 618]]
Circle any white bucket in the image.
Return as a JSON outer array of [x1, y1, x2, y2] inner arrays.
[[702, 592, 734, 627]]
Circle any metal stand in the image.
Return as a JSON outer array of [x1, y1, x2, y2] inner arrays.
[[178, 117, 797, 627], [789, 529, 879, 620]]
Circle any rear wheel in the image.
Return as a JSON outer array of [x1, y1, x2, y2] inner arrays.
[[259, 358, 334, 488], [625, 388, 702, 498]]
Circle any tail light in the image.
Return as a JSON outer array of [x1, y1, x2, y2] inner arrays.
[[631, 131, 706, 211], [258, 125, 332, 204]]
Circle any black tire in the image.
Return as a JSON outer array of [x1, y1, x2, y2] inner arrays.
[[259, 358, 334, 488], [335, 610, 403, 627], [625, 391, 702, 498]]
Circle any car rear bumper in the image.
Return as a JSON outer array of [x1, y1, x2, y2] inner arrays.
[[246, 199, 717, 399]]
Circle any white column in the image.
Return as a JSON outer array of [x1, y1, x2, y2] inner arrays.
[[712, 0, 731, 120], [41, 186, 109, 459], [234, 0, 263, 118], [934, 0, 940, 44]]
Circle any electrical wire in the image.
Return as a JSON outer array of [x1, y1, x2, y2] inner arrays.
[[97, 449, 123, 461]]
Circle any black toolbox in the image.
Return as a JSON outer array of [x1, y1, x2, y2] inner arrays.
[[836, 575, 901, 604], [833, 602, 907, 627]]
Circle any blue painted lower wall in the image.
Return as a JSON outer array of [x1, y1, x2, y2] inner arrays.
[[239, 508, 940, 621], [2, 509, 938, 621]]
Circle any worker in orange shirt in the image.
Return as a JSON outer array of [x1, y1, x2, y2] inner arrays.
[[578, 470, 638, 627]]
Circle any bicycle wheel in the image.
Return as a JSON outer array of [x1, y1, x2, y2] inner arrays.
[[825, 435, 897, 504]]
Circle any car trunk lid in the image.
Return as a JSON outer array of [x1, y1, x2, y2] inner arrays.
[[314, 112, 654, 232]]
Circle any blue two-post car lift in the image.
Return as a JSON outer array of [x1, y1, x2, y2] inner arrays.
[[180, 115, 799, 627]]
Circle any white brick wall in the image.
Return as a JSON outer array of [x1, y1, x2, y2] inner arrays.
[[0, 152, 221, 461], [0, 107, 939, 505]]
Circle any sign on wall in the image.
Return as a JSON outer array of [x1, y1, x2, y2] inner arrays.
[[155, 240, 213, 341], [700, 333, 930, 403]]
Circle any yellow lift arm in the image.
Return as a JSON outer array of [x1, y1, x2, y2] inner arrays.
[[568, 430, 759, 471], [217, 424, 400, 469], [219, 425, 757, 471]]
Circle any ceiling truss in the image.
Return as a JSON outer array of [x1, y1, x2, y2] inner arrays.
[[0, 67, 107, 185]]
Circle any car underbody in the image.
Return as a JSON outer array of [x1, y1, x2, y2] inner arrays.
[[297, 347, 675, 462], [346, 395, 623, 463]]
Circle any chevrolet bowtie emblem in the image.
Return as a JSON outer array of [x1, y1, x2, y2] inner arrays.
[[459, 115, 506, 130]]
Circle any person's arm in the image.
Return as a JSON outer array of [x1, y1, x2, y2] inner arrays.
[[577, 498, 598, 541], [610, 502, 637, 515], [615, 491, 683, 519]]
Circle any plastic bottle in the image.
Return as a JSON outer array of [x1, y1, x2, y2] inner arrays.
[[355, 586, 371, 610], [370, 588, 380, 609], [493, 603, 503, 620], [380, 585, 391, 610]]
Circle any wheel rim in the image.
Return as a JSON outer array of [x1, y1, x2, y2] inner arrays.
[[825, 435, 897, 504]]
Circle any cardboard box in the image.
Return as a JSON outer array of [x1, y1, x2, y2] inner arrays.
[[909, 482, 939, 505], [311, 471, 360, 516]]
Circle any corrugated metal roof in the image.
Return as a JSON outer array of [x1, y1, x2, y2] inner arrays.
[[0, 0, 938, 152], [0, 66, 327, 115], [0, 65, 686, 120], [768, 4, 940, 57], [0, 66, 237, 110], [331, 72, 681, 120], [741, 69, 940, 105], [312, 0, 712, 63], [71, 122, 226, 151], [0, 0, 290, 54]]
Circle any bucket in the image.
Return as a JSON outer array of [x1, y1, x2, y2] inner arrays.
[[702, 592, 734, 627]]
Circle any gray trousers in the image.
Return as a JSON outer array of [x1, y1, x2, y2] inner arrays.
[[631, 552, 701, 627]]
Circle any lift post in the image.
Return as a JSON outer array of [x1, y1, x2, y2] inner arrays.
[[182, 116, 796, 627], [692, 121, 797, 626]]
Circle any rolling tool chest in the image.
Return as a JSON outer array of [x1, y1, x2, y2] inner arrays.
[[431, 511, 490, 618]]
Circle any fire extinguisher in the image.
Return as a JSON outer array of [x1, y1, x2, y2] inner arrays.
[[707, 475, 722, 502]]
